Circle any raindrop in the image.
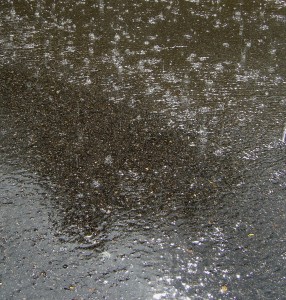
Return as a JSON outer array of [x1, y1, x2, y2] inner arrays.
[[98, 0, 104, 13], [104, 155, 113, 165], [91, 180, 101, 188], [89, 33, 96, 41], [282, 127, 286, 143], [84, 77, 92, 85], [76, 193, 84, 199]]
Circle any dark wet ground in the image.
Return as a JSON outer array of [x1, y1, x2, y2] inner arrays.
[[1, 1, 286, 299]]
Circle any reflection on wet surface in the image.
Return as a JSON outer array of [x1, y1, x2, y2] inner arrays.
[[1, 0, 286, 299]]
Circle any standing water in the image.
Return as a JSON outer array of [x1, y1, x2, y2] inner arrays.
[[1, 1, 286, 299]]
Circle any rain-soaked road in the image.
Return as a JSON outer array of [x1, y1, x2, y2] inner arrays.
[[1, 1, 286, 299]]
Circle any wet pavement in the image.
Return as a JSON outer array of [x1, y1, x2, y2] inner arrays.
[[1, 1, 286, 299]]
